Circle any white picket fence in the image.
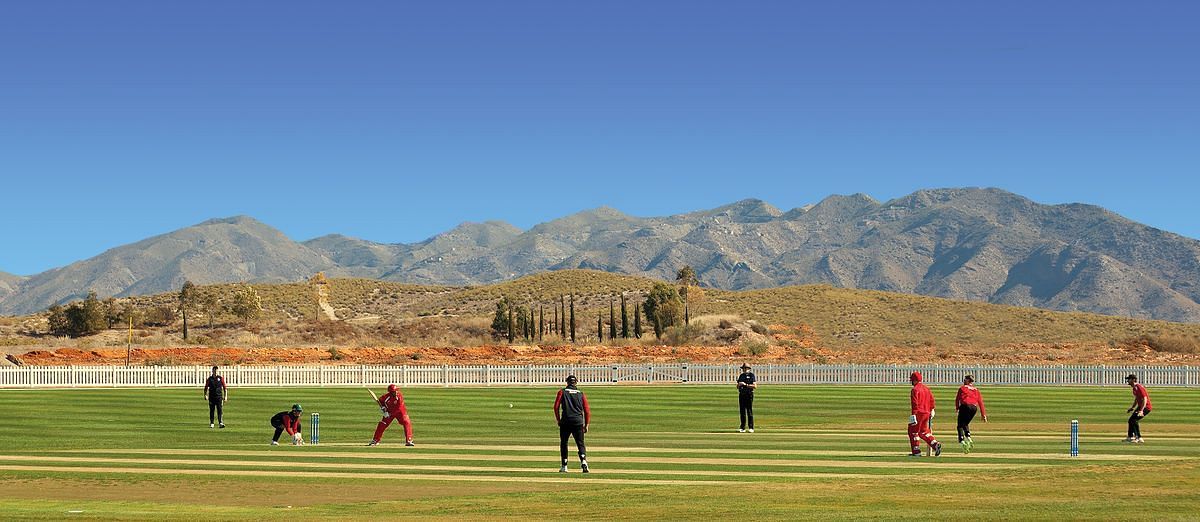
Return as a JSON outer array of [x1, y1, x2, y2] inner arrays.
[[0, 364, 1196, 389]]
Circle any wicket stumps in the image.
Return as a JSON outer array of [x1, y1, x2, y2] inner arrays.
[[1070, 419, 1079, 457], [311, 413, 320, 445]]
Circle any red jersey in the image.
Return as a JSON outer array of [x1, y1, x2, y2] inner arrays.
[[379, 391, 409, 417], [1132, 383, 1152, 410], [955, 385, 986, 417], [911, 382, 935, 415]]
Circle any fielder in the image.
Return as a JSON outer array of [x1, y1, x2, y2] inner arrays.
[[908, 371, 943, 457], [554, 375, 590, 473], [369, 384, 414, 446], [954, 374, 987, 453], [1124, 374, 1152, 443], [270, 404, 304, 446]]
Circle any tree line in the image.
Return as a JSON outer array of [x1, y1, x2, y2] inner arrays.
[[490, 266, 703, 343], [46, 282, 263, 338]]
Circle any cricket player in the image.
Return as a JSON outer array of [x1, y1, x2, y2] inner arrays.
[[369, 384, 414, 446], [553, 375, 590, 473], [736, 363, 757, 433], [203, 365, 227, 428], [954, 374, 987, 453], [908, 371, 943, 457], [270, 404, 304, 446], [1124, 374, 1152, 443]]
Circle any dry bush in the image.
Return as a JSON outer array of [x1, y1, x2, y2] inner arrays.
[[1138, 334, 1200, 354], [747, 321, 771, 335], [664, 323, 706, 346], [738, 340, 769, 356]]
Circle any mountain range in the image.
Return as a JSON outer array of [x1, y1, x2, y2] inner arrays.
[[2, 187, 1199, 322]]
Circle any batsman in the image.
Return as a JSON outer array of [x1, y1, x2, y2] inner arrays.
[[368, 384, 414, 446]]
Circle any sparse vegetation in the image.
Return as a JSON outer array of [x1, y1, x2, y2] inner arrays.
[[1136, 334, 1200, 354], [5, 270, 1200, 366], [739, 340, 770, 356]]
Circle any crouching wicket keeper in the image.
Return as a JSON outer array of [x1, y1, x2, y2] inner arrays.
[[270, 404, 304, 446]]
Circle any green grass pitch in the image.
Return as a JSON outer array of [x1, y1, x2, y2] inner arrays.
[[0, 385, 1197, 520]]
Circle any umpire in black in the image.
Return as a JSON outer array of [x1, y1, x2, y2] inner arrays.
[[204, 365, 228, 428], [737, 363, 757, 432]]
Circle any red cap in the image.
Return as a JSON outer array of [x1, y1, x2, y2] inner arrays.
[[387, 384, 397, 393], [910, 371, 923, 383]]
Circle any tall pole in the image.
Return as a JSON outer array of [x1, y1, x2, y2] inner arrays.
[[126, 314, 132, 367]]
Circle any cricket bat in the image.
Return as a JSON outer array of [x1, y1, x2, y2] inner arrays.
[[368, 388, 386, 414]]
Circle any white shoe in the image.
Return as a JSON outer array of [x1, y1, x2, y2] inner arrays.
[[1134, 438, 1145, 444], [270, 441, 279, 446], [738, 429, 746, 433], [1121, 437, 1134, 443], [581, 461, 589, 473], [559, 465, 568, 473], [210, 423, 215, 428], [748, 429, 754, 433]]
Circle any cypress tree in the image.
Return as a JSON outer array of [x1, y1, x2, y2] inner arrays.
[[569, 294, 576, 342], [552, 306, 558, 335], [539, 305, 544, 340], [634, 303, 642, 339], [597, 311, 603, 342], [507, 306, 515, 343], [621, 293, 629, 339], [609, 296, 616, 341]]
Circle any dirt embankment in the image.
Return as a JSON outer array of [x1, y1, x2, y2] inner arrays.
[[10, 338, 1198, 366]]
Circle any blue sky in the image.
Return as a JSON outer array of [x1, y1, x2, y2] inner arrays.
[[2, 1, 1197, 275]]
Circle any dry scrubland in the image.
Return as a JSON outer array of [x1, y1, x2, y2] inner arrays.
[[3, 270, 1200, 365]]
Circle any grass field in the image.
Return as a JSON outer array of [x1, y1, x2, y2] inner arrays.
[[0, 384, 1197, 520]]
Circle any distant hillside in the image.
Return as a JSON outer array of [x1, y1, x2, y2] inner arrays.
[[11, 271, 1200, 353], [0, 271, 24, 301], [0, 217, 332, 315], [3, 188, 1200, 322]]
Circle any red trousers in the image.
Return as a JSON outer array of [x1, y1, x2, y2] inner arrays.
[[373, 414, 413, 442], [908, 413, 937, 454]]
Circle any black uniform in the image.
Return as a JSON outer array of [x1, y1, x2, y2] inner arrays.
[[204, 374, 226, 425], [554, 385, 590, 465], [737, 371, 756, 430]]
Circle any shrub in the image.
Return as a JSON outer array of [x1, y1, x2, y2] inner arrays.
[[738, 340, 769, 356], [748, 322, 771, 336], [664, 323, 705, 346], [718, 319, 733, 329], [1138, 334, 1200, 354]]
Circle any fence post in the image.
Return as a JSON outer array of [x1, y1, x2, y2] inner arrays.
[[443, 365, 450, 388], [485, 365, 492, 387], [69, 366, 75, 388], [611, 365, 618, 383], [682, 364, 689, 383]]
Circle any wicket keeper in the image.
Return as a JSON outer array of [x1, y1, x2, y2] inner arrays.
[[736, 363, 757, 433], [908, 371, 943, 457], [270, 404, 304, 446], [369, 384, 414, 446], [1125, 374, 1152, 443], [203, 365, 227, 429], [554, 375, 590, 473], [954, 374, 987, 453]]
